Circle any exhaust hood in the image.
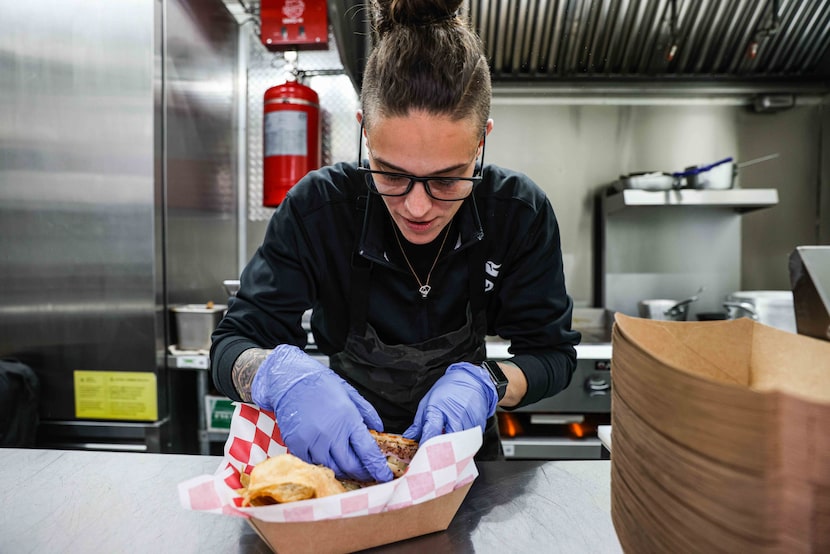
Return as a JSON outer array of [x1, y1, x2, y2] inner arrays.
[[328, 0, 830, 93]]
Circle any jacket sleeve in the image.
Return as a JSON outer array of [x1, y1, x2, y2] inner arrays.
[[210, 196, 316, 401], [491, 194, 580, 408]]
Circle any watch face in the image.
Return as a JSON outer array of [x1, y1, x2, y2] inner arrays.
[[483, 361, 508, 400]]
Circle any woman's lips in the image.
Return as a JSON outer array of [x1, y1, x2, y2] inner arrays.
[[402, 217, 434, 234]]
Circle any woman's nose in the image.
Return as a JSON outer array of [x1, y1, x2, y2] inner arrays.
[[404, 181, 433, 217]]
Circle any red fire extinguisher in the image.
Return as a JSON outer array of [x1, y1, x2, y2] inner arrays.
[[263, 81, 321, 206]]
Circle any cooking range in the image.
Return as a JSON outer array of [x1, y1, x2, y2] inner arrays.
[[487, 308, 613, 460]]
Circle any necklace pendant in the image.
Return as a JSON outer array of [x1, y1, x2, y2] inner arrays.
[[418, 285, 431, 298]]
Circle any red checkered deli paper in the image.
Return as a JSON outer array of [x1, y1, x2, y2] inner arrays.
[[178, 402, 482, 522]]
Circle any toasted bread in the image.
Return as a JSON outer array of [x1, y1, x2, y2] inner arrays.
[[370, 430, 419, 477], [240, 453, 346, 506]]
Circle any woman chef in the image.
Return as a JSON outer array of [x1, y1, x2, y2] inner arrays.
[[210, 0, 581, 483]]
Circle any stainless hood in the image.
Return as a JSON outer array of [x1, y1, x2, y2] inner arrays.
[[329, 0, 830, 92]]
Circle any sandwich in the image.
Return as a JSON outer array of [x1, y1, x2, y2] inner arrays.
[[239, 453, 346, 506], [370, 430, 419, 478], [239, 431, 419, 505]]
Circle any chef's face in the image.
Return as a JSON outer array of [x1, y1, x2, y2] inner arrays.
[[361, 111, 491, 245]]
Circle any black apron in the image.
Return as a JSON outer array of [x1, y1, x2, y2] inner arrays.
[[329, 204, 503, 460]]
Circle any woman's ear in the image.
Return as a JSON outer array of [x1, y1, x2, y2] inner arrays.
[[477, 119, 494, 154]]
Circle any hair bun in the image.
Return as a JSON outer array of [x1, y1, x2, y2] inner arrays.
[[374, 0, 462, 34]]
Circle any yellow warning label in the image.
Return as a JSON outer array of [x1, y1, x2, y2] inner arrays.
[[74, 371, 158, 421]]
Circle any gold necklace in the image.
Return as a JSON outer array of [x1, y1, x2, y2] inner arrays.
[[393, 223, 451, 299]]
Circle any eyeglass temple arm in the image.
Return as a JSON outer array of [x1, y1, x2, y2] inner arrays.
[[357, 121, 365, 167]]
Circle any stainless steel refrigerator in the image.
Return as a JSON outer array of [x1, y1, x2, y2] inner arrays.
[[0, 0, 239, 451]]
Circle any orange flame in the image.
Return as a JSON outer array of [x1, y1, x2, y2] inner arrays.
[[497, 412, 522, 438]]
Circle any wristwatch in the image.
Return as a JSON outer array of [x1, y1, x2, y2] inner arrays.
[[481, 360, 509, 401]]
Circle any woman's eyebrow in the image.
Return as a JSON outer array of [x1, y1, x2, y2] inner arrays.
[[372, 155, 470, 175]]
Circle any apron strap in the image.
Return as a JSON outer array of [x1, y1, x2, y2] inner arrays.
[[348, 195, 371, 337]]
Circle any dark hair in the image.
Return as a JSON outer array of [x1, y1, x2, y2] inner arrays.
[[361, 0, 491, 133]]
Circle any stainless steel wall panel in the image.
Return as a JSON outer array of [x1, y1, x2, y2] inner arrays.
[[0, 0, 158, 420], [164, 0, 239, 307], [738, 105, 823, 290], [602, 208, 742, 317]]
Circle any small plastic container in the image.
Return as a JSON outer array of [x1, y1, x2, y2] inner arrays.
[[171, 303, 227, 351]]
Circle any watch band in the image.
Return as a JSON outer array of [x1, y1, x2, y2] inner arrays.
[[481, 360, 509, 401]]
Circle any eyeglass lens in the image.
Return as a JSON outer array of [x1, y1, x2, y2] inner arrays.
[[369, 173, 474, 200]]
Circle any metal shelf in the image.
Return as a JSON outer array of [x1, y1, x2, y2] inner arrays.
[[167, 351, 209, 370], [604, 187, 779, 214]]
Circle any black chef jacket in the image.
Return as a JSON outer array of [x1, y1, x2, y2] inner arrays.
[[211, 161, 580, 409]]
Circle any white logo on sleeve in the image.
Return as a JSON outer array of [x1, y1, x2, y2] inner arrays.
[[484, 261, 501, 292]]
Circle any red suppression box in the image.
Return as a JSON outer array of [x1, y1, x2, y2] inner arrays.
[[260, 0, 329, 50]]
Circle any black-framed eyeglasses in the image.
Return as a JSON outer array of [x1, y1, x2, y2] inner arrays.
[[357, 123, 486, 202]]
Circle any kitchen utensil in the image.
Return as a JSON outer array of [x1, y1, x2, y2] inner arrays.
[[675, 153, 780, 190], [723, 290, 796, 333], [696, 158, 735, 189], [736, 152, 780, 169], [675, 158, 734, 190], [667, 286, 704, 317], [638, 287, 703, 321], [639, 299, 685, 320], [638, 299, 690, 321]]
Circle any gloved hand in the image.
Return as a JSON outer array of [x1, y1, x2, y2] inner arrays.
[[251, 344, 394, 483], [403, 362, 498, 445]]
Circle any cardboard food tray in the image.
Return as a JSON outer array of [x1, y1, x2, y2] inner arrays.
[[179, 403, 482, 554], [612, 315, 830, 474], [610, 314, 830, 553], [248, 482, 472, 554]]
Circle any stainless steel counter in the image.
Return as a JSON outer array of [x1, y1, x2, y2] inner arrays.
[[0, 448, 622, 553]]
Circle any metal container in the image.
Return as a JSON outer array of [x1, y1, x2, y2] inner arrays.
[[171, 304, 227, 351], [638, 299, 690, 321], [638, 288, 703, 321], [223, 279, 240, 298], [677, 157, 735, 190], [723, 291, 796, 333]]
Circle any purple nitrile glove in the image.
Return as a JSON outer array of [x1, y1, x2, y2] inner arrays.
[[251, 344, 394, 483], [402, 362, 498, 445]]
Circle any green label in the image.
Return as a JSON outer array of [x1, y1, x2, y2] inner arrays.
[[208, 397, 234, 431]]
